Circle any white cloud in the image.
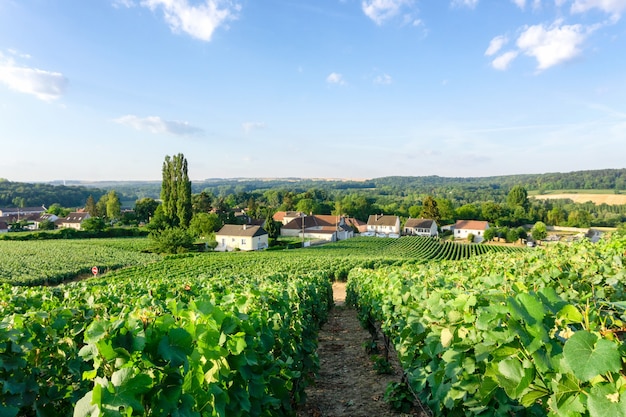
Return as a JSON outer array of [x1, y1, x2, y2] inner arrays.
[[516, 20, 588, 70], [491, 50, 519, 70], [511, 0, 546, 11], [326, 72, 346, 85], [451, 0, 479, 8], [242, 121, 267, 133], [140, 0, 241, 41], [112, 0, 135, 8], [570, 0, 626, 18], [362, 0, 413, 25], [0, 52, 67, 102], [373, 73, 393, 84], [114, 115, 204, 136], [485, 35, 508, 56]]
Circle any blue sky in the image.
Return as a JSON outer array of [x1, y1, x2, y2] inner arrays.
[[0, 0, 625, 182]]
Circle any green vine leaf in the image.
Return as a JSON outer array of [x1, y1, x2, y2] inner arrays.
[[563, 331, 620, 382]]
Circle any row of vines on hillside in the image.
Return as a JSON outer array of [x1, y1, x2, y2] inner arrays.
[[1, 268, 332, 416], [347, 236, 626, 416]]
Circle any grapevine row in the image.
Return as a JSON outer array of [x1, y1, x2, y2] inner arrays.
[[347, 236, 626, 416]]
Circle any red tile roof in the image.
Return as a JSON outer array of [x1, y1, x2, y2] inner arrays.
[[454, 220, 488, 230]]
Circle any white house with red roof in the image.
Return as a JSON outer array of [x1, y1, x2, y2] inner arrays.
[[453, 220, 489, 243]]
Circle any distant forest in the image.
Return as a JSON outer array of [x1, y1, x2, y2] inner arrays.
[[2, 168, 625, 209]]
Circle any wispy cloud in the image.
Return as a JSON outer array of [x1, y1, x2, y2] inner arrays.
[[114, 114, 204, 136], [0, 51, 67, 102], [361, 0, 413, 25], [451, 0, 479, 9], [491, 50, 519, 70], [326, 72, 346, 85], [511, 0, 541, 10], [112, 0, 135, 8], [570, 0, 626, 19], [516, 20, 588, 70], [487, 19, 595, 71], [373, 73, 393, 85], [242, 121, 267, 133], [139, 0, 241, 41], [485, 35, 508, 56]]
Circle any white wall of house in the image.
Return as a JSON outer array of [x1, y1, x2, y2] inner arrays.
[[404, 223, 438, 237], [454, 227, 487, 243], [367, 222, 400, 234], [216, 234, 268, 252]]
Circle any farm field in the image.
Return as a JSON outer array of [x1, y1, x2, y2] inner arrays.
[[5, 234, 622, 416], [347, 234, 626, 416], [0, 238, 160, 286], [532, 192, 626, 205]]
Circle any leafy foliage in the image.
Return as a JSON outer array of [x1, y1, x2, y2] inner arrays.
[[347, 235, 626, 416]]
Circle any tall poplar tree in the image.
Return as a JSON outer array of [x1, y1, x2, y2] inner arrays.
[[161, 153, 192, 228]]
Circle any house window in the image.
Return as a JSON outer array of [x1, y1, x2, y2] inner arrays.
[[241, 239, 246, 245]]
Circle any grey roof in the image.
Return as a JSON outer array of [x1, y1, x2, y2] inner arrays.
[[404, 218, 436, 229], [367, 214, 399, 226], [216, 224, 267, 237], [61, 212, 91, 223]]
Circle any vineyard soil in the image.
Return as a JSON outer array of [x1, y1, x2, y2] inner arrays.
[[297, 282, 428, 417]]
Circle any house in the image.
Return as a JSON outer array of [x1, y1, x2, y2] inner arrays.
[[215, 224, 268, 252], [345, 217, 368, 234], [453, 220, 489, 243], [58, 212, 91, 230], [366, 214, 401, 237], [0, 220, 8, 233], [273, 211, 304, 225], [280, 215, 354, 242], [404, 218, 438, 237], [31, 213, 59, 230]]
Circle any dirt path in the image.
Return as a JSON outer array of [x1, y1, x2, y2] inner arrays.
[[297, 282, 428, 417]]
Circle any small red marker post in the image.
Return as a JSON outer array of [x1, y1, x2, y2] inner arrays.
[[92, 266, 98, 276]]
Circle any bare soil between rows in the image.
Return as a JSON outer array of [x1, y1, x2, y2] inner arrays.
[[297, 282, 429, 417]]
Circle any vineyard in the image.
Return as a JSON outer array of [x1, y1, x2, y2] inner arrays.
[[0, 236, 524, 287], [347, 235, 626, 416], [0, 234, 574, 417], [0, 238, 159, 286]]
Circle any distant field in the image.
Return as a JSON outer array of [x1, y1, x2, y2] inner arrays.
[[532, 193, 626, 205]]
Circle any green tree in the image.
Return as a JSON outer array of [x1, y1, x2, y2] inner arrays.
[[506, 228, 520, 243], [96, 195, 108, 218], [85, 195, 97, 216], [264, 216, 281, 239], [531, 221, 548, 241], [507, 185, 529, 210], [481, 202, 502, 223], [189, 213, 222, 238], [408, 205, 422, 218], [134, 198, 159, 224], [421, 196, 441, 223], [38, 219, 55, 230], [149, 227, 195, 254], [82, 217, 106, 232], [192, 191, 213, 214], [105, 190, 121, 221], [456, 204, 480, 220], [47, 203, 70, 217], [435, 198, 455, 225], [483, 227, 496, 242], [296, 198, 317, 215], [161, 153, 192, 228], [567, 210, 592, 228]]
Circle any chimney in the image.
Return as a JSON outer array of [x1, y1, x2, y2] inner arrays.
[[243, 224, 247, 230]]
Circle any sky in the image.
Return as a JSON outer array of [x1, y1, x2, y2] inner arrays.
[[0, 0, 625, 182]]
